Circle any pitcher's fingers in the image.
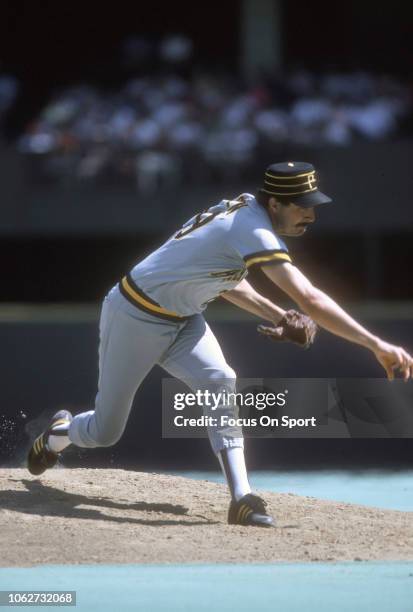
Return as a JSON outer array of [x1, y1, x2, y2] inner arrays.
[[398, 354, 412, 381], [403, 351, 413, 368], [269, 327, 284, 339], [401, 363, 409, 381], [401, 354, 413, 381], [258, 325, 283, 338], [385, 363, 395, 381]]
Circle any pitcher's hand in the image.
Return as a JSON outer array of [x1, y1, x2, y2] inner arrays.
[[373, 340, 413, 381]]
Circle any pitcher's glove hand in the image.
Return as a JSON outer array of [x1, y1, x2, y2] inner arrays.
[[257, 310, 318, 349]]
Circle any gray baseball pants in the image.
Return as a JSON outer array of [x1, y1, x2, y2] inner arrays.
[[68, 285, 243, 455]]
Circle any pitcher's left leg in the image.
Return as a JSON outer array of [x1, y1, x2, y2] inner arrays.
[[160, 314, 243, 454], [160, 315, 274, 527]]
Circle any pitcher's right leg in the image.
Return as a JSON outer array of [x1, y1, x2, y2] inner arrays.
[[28, 294, 183, 474], [68, 293, 184, 448]]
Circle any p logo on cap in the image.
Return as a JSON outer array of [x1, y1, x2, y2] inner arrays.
[[260, 161, 332, 207]]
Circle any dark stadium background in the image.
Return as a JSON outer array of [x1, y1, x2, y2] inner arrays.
[[0, 0, 412, 469]]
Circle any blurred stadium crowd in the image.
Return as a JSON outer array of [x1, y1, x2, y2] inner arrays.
[[16, 69, 411, 192], [2, 23, 411, 194]]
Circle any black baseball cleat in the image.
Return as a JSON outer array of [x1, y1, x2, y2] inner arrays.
[[228, 493, 275, 527], [27, 410, 73, 476]]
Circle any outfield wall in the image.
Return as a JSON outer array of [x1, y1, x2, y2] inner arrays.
[[1, 303, 412, 469]]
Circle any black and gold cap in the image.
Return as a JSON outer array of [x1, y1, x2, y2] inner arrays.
[[259, 161, 332, 207]]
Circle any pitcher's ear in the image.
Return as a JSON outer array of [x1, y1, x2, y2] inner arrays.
[[268, 197, 280, 213]]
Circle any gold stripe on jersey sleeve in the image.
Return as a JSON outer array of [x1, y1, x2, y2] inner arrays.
[[245, 252, 291, 268]]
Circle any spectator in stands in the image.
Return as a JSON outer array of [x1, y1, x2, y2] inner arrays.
[[16, 69, 412, 188]]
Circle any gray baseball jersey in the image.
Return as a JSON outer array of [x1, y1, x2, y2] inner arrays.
[[120, 193, 291, 318], [69, 193, 292, 456]]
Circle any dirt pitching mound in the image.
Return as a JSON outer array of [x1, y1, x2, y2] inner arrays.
[[0, 468, 412, 566]]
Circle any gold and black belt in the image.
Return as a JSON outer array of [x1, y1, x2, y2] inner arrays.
[[119, 274, 189, 323]]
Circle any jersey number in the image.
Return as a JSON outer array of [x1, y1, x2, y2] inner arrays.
[[175, 198, 247, 240]]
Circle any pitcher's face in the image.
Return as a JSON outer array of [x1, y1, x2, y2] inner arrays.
[[268, 199, 316, 237]]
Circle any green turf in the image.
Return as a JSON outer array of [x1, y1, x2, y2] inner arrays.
[[1, 563, 412, 611]]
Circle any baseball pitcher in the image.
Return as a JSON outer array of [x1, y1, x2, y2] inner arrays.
[[27, 161, 413, 527]]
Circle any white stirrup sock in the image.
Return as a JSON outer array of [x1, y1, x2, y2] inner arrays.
[[47, 423, 71, 453], [218, 447, 252, 501]]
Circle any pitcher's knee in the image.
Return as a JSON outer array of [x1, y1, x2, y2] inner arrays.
[[207, 365, 236, 384]]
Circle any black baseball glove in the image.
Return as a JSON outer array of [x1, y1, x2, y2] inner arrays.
[[257, 309, 318, 349]]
